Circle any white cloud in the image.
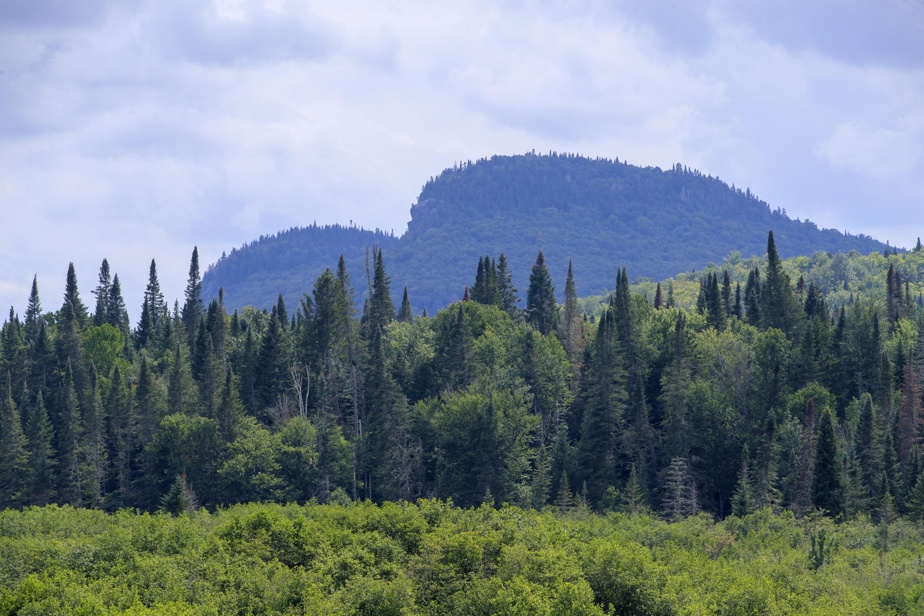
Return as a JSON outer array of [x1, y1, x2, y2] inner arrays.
[[818, 120, 922, 180], [1, 0, 923, 317]]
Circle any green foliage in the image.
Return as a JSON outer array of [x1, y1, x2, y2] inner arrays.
[[2, 501, 924, 614]]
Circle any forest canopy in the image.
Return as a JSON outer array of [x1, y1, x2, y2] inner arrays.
[[3, 233, 924, 523]]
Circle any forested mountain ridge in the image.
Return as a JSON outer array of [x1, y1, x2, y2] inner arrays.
[[202, 224, 398, 312], [202, 152, 891, 314]]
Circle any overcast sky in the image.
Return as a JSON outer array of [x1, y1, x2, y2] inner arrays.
[[2, 0, 923, 320]]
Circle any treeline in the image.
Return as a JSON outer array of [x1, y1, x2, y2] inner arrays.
[[2, 232, 924, 522], [3, 502, 924, 614]]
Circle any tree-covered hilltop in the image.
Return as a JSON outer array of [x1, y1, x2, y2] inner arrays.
[[201, 224, 399, 313], [4, 233, 924, 524], [3, 503, 924, 615], [201, 153, 892, 314]]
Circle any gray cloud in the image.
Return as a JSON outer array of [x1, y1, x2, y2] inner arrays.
[[0, 0, 922, 318], [0, 0, 115, 29], [719, 0, 924, 67], [147, 0, 339, 66]]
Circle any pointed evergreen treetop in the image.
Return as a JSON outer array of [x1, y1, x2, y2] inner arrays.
[[92, 259, 112, 327], [398, 286, 412, 322], [525, 250, 558, 336], [61, 262, 88, 327], [182, 247, 205, 342]]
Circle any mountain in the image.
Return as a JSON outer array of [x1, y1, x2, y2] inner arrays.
[[202, 153, 891, 313], [202, 225, 398, 312]]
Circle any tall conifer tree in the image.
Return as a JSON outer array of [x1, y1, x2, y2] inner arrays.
[[57, 362, 82, 505], [182, 248, 205, 346], [496, 253, 518, 316], [24, 275, 42, 347], [25, 390, 55, 505], [812, 408, 845, 517], [92, 259, 112, 327], [0, 373, 28, 506]]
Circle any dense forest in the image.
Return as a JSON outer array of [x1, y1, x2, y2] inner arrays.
[[3, 232, 924, 526], [202, 153, 892, 314]]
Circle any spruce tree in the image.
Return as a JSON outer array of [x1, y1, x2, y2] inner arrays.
[[557, 260, 585, 388], [216, 369, 245, 444], [136, 299, 154, 350], [623, 370, 655, 497], [472, 256, 486, 303], [362, 247, 395, 343], [57, 362, 82, 505], [526, 251, 558, 335], [1, 309, 24, 404], [790, 398, 817, 515], [897, 344, 919, 467], [752, 415, 782, 510], [855, 394, 883, 508], [760, 231, 800, 337], [577, 308, 626, 502], [0, 373, 29, 506], [107, 274, 129, 334], [744, 268, 761, 326], [191, 322, 217, 413], [496, 253, 518, 316], [397, 286, 412, 322], [160, 473, 198, 515], [92, 259, 112, 327], [254, 306, 289, 418], [721, 270, 732, 317], [80, 364, 105, 508], [105, 365, 133, 508], [733, 282, 743, 319], [276, 293, 288, 329], [531, 443, 552, 508], [661, 457, 698, 521], [812, 408, 845, 517], [182, 247, 205, 346], [731, 445, 755, 517], [555, 471, 573, 514], [24, 275, 42, 347], [619, 464, 646, 514], [61, 262, 88, 328], [167, 343, 195, 416], [132, 355, 161, 509], [25, 390, 55, 505], [142, 259, 166, 332], [660, 313, 691, 462]]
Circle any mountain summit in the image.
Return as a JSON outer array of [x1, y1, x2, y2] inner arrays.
[[203, 153, 889, 313]]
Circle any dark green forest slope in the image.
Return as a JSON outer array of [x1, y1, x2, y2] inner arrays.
[[202, 153, 890, 314], [202, 225, 398, 313]]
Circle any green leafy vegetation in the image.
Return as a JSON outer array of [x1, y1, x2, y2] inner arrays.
[[2, 503, 924, 614]]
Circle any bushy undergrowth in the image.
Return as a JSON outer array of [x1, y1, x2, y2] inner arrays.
[[2, 502, 924, 615]]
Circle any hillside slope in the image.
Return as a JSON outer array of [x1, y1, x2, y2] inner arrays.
[[202, 224, 399, 312], [203, 153, 890, 313]]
